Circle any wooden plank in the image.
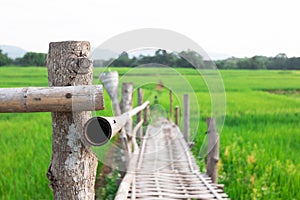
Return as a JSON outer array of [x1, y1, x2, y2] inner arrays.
[[0, 85, 104, 113]]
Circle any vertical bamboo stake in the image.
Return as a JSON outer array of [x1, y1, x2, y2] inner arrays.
[[137, 88, 143, 141], [183, 94, 189, 144], [206, 117, 219, 184], [175, 106, 179, 126], [169, 89, 173, 119], [46, 41, 98, 199], [144, 104, 150, 125], [120, 82, 133, 155]]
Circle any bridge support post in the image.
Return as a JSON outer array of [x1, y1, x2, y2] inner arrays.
[[175, 106, 179, 126], [169, 89, 173, 119], [46, 41, 98, 199], [183, 94, 189, 144], [137, 88, 144, 141], [206, 117, 219, 184], [121, 82, 133, 156]]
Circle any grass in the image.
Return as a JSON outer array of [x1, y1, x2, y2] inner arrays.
[[0, 66, 300, 199]]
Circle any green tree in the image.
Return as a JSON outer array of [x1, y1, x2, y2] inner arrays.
[[267, 53, 288, 69], [178, 50, 204, 68], [17, 52, 46, 66], [0, 49, 12, 66]]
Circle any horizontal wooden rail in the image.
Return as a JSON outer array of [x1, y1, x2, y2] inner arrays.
[[83, 101, 150, 146], [0, 85, 104, 112]]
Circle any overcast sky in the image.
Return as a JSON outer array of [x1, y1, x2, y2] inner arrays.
[[1, 0, 299, 59]]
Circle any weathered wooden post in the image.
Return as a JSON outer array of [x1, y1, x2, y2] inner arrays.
[[174, 106, 179, 126], [136, 88, 143, 141], [144, 104, 150, 125], [99, 71, 121, 116], [206, 117, 219, 184], [120, 82, 133, 155], [183, 94, 189, 143], [169, 89, 173, 119], [46, 41, 98, 199]]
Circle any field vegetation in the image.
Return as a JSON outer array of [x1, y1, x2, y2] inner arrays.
[[0, 67, 299, 199]]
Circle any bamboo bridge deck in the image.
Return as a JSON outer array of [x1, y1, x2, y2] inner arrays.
[[116, 118, 229, 200]]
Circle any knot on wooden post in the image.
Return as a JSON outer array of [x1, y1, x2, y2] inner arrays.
[[78, 57, 92, 74], [47, 41, 92, 87]]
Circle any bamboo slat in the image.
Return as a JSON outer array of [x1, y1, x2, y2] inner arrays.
[[116, 118, 229, 200]]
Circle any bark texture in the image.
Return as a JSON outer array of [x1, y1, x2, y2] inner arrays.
[[46, 41, 98, 200]]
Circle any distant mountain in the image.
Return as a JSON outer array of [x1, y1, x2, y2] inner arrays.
[[0, 45, 27, 59]]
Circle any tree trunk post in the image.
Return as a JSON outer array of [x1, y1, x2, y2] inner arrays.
[[206, 117, 219, 184], [46, 41, 98, 199], [136, 88, 143, 141], [120, 82, 133, 156], [169, 89, 173, 119], [175, 106, 179, 126], [183, 94, 189, 144]]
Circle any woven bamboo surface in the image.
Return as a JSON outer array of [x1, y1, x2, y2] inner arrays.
[[116, 118, 229, 200]]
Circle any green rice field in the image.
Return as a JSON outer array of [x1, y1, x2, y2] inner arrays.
[[0, 66, 299, 199]]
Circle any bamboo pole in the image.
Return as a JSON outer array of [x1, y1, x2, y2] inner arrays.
[[0, 85, 104, 113], [206, 117, 219, 184], [84, 101, 150, 146]]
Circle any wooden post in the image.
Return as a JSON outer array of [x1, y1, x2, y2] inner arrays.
[[46, 41, 98, 199], [0, 85, 104, 112], [120, 82, 133, 155], [175, 106, 179, 126], [136, 88, 143, 141], [144, 104, 150, 125], [169, 89, 173, 119], [100, 71, 121, 116], [206, 117, 219, 184], [183, 94, 189, 144]]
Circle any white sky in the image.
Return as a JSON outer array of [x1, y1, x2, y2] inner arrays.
[[1, 0, 299, 58]]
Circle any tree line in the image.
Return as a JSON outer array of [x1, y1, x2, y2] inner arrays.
[[0, 50, 46, 66], [95, 50, 300, 70], [1, 48, 300, 70], [215, 53, 300, 70]]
